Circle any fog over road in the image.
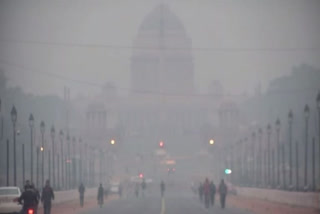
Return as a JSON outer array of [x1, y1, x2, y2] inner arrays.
[[79, 187, 251, 214]]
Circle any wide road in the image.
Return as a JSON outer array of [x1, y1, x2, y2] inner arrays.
[[79, 187, 251, 214]]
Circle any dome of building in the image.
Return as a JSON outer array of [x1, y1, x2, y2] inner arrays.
[[131, 4, 194, 94], [138, 4, 186, 36]]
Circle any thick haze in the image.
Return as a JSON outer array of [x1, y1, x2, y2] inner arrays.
[[0, 0, 320, 96]]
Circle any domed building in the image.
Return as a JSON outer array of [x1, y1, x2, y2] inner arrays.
[[83, 4, 242, 159], [131, 4, 194, 94]]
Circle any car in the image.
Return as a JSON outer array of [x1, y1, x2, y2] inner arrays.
[[0, 186, 22, 214], [167, 167, 176, 174], [108, 182, 122, 196]]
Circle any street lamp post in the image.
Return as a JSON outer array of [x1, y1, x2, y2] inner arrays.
[[11, 106, 17, 186], [48, 150, 51, 183], [84, 143, 88, 185], [29, 114, 34, 183], [296, 141, 299, 191], [304, 104, 310, 191], [22, 142, 25, 185], [288, 110, 293, 190], [66, 134, 70, 189], [79, 137, 82, 183], [57, 154, 60, 190], [317, 92, 320, 190], [271, 149, 275, 188], [267, 124, 271, 187], [40, 121, 45, 187], [50, 125, 55, 189], [72, 136, 76, 188], [238, 139, 243, 186], [36, 146, 39, 188], [258, 128, 263, 187], [6, 139, 9, 186], [275, 118, 281, 188], [59, 130, 64, 189], [251, 131, 256, 186], [312, 138, 315, 191]]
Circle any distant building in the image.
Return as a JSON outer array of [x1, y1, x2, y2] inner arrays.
[[83, 4, 240, 155], [131, 4, 194, 94]]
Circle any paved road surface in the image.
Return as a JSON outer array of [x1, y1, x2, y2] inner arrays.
[[79, 188, 251, 214]]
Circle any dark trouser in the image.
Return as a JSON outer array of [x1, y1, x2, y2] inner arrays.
[[204, 194, 210, 209], [220, 194, 226, 208], [210, 193, 215, 206], [80, 195, 84, 207], [98, 197, 103, 207], [43, 202, 52, 214]]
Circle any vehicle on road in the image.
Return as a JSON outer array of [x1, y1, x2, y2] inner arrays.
[[108, 182, 121, 195], [167, 167, 176, 175], [0, 186, 22, 214]]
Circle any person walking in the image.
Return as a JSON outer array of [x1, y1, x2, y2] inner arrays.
[[160, 180, 165, 197], [210, 181, 216, 206], [78, 183, 85, 207], [97, 184, 104, 208], [218, 179, 228, 209], [41, 180, 54, 214], [141, 179, 146, 198], [135, 183, 139, 198], [203, 178, 210, 209]]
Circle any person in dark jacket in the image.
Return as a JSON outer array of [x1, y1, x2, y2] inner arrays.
[[41, 180, 54, 214], [210, 181, 216, 206], [218, 179, 228, 209], [78, 183, 85, 207], [18, 184, 38, 214], [97, 184, 104, 208]]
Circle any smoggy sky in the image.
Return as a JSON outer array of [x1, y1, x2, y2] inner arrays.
[[0, 0, 319, 97]]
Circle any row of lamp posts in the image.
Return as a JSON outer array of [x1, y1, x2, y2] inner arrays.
[[0, 99, 89, 189], [230, 92, 320, 191]]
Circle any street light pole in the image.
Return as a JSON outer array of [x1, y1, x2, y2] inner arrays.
[[84, 143, 88, 185], [304, 104, 310, 191], [317, 92, 320, 191], [22, 143, 25, 185], [275, 118, 281, 188], [288, 110, 293, 190], [258, 128, 262, 187], [36, 146, 39, 188], [296, 141, 299, 191], [6, 139, 9, 186], [267, 124, 271, 187], [79, 137, 82, 183], [50, 125, 55, 189], [59, 130, 64, 189], [66, 134, 70, 189], [40, 121, 45, 187], [11, 106, 17, 186], [48, 150, 51, 183], [72, 136, 76, 188], [251, 131, 256, 186], [29, 114, 34, 183], [312, 138, 315, 191]]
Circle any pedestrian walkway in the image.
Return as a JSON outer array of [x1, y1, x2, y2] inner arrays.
[[37, 194, 118, 214], [228, 195, 319, 214]]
